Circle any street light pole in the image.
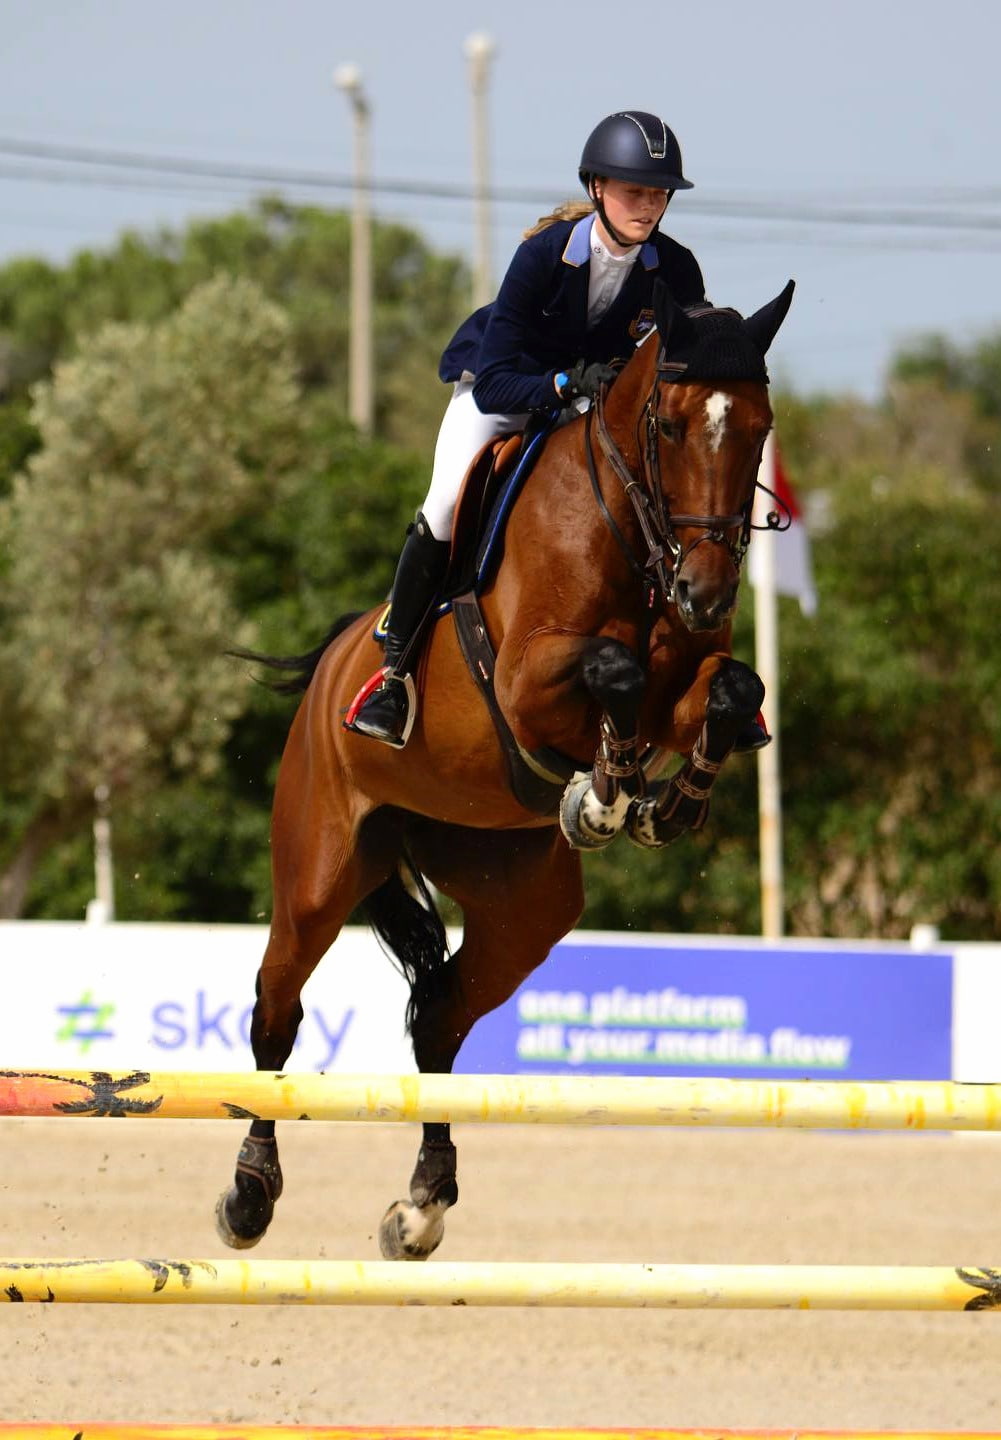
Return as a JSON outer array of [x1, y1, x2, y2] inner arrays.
[[464, 33, 496, 310], [333, 63, 374, 436]]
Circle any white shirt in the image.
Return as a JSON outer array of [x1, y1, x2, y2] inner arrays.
[[586, 217, 641, 327]]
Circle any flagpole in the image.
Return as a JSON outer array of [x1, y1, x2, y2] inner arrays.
[[753, 433, 784, 939]]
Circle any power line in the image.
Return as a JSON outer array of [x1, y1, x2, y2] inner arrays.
[[2, 136, 1001, 237]]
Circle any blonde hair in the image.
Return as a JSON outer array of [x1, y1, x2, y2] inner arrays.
[[523, 199, 594, 239]]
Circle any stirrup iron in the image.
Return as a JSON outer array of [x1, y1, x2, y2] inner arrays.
[[344, 666, 418, 749]]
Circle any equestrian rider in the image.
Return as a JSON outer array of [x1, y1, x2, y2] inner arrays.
[[346, 110, 759, 750]]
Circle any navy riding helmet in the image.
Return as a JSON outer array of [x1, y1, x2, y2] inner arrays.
[[579, 111, 694, 193]]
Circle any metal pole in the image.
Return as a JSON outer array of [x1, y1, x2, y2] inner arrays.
[[333, 64, 374, 435], [464, 33, 496, 309], [753, 433, 784, 938]]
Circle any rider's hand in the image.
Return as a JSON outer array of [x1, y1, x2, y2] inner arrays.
[[555, 359, 617, 403]]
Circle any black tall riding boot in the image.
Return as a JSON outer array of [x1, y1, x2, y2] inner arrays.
[[344, 514, 451, 748]]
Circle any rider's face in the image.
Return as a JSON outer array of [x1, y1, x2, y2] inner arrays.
[[593, 178, 670, 251]]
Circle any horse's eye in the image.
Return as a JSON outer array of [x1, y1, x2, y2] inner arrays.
[[657, 418, 682, 441]]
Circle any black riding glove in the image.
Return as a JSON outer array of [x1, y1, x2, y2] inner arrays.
[[556, 359, 617, 403]]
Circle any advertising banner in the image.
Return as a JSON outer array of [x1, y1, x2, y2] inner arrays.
[[455, 937, 953, 1080], [0, 922, 416, 1073], [1, 925, 955, 1081]]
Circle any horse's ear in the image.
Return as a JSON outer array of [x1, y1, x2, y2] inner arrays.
[[744, 280, 795, 355], [653, 277, 697, 350]]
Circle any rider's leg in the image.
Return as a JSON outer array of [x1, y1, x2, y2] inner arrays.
[[345, 381, 528, 748], [344, 513, 450, 746]]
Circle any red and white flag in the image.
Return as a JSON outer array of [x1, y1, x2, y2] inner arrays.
[[749, 438, 817, 617]]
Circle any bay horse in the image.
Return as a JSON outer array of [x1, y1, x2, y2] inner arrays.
[[217, 277, 794, 1260]]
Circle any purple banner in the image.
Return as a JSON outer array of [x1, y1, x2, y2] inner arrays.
[[456, 941, 953, 1080]]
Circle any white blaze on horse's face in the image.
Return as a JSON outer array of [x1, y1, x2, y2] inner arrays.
[[704, 392, 732, 453]]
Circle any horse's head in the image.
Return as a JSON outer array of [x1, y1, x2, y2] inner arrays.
[[623, 278, 794, 633]]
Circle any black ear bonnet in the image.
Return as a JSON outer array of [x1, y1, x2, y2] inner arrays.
[[652, 278, 795, 385]]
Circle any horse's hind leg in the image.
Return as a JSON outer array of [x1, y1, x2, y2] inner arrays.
[[374, 822, 584, 1260], [215, 916, 347, 1248], [216, 773, 392, 1248]]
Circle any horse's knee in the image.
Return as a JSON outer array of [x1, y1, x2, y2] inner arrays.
[[582, 640, 645, 726], [707, 659, 764, 721]]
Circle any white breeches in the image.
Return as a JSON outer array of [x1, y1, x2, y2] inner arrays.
[[420, 380, 530, 541]]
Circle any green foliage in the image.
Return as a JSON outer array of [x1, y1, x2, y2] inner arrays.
[[9, 399, 427, 922], [0, 276, 302, 914], [0, 199, 469, 463], [890, 332, 1001, 488]]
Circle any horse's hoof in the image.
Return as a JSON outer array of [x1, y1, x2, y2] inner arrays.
[[215, 1187, 266, 1250], [559, 777, 620, 851], [378, 1199, 447, 1261], [624, 796, 682, 851]]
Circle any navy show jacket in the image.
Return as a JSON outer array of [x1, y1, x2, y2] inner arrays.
[[439, 215, 706, 416]]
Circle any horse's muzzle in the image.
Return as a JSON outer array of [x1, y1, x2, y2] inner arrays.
[[675, 577, 739, 633]]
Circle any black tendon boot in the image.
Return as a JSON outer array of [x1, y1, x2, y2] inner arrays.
[[345, 514, 451, 748]]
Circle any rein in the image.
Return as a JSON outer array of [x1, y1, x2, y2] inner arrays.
[[585, 365, 789, 611]]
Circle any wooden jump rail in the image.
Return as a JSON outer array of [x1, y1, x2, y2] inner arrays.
[[3, 1069, 1001, 1129]]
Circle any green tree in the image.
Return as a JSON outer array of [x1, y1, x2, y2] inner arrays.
[[890, 333, 1001, 489], [0, 275, 301, 916], [0, 200, 469, 466]]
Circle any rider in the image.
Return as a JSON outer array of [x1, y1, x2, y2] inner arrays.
[[346, 110, 763, 751]]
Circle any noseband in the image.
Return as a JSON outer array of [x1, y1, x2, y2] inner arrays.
[[584, 362, 789, 610]]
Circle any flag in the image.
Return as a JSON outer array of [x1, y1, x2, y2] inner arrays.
[[749, 438, 817, 617]]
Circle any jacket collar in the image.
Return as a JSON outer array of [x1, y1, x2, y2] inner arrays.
[[561, 215, 594, 267], [561, 214, 659, 270]]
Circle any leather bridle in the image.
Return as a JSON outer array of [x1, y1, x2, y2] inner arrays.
[[583, 360, 789, 611]]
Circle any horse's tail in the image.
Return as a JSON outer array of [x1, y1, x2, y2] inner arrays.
[[228, 612, 365, 694], [364, 852, 449, 1037]]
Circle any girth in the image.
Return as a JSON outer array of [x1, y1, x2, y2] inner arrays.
[[451, 592, 573, 817], [452, 592, 668, 819]]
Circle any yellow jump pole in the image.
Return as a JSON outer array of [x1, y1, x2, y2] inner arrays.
[[2, 1259, 1001, 1310], [2, 1070, 1001, 1130], [9, 1430, 1001, 1440], [11, 1431, 1001, 1440]]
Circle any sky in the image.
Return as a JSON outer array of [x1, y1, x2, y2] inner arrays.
[[2, 0, 999, 400]]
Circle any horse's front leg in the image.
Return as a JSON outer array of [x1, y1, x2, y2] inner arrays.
[[626, 657, 764, 849], [558, 638, 646, 851]]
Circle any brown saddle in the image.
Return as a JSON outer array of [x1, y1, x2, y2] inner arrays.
[[442, 432, 524, 597]]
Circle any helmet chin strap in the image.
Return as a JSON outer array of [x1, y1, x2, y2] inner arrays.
[[588, 180, 672, 251], [589, 179, 635, 249], [589, 178, 635, 248]]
